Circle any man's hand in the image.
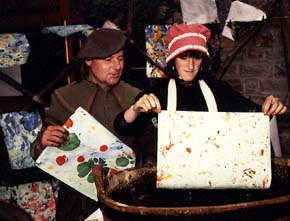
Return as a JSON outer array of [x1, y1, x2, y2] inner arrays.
[[40, 125, 68, 149]]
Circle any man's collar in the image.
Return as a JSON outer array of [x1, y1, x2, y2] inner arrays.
[[83, 77, 115, 92]]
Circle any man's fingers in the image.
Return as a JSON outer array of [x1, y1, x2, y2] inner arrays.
[[47, 125, 68, 134], [41, 126, 68, 147]]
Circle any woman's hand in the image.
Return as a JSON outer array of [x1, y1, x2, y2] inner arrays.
[[124, 93, 161, 124], [262, 95, 287, 115], [132, 93, 162, 113]]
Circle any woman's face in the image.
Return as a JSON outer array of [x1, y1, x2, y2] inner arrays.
[[174, 51, 204, 81]]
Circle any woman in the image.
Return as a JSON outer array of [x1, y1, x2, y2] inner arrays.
[[114, 23, 287, 164]]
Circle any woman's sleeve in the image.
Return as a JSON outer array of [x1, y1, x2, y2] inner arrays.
[[212, 79, 262, 112], [114, 111, 152, 136]]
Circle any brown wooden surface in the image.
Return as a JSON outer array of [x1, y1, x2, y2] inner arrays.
[[93, 158, 290, 220]]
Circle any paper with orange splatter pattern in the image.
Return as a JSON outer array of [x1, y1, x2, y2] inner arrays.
[[157, 111, 271, 189], [36, 107, 136, 201]]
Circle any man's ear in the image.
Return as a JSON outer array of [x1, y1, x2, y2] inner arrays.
[[85, 60, 92, 66]]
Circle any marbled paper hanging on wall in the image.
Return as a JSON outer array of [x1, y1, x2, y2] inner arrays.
[[0, 33, 30, 68], [157, 111, 271, 189], [36, 107, 135, 200], [42, 24, 94, 37], [145, 25, 170, 78]]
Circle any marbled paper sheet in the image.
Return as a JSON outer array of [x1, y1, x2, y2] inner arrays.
[[145, 25, 170, 78], [42, 24, 94, 37], [0, 111, 42, 169], [0, 33, 30, 68], [11, 181, 56, 221], [157, 111, 271, 189], [36, 107, 136, 200]]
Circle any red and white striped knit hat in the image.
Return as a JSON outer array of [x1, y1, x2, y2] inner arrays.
[[165, 23, 211, 63]]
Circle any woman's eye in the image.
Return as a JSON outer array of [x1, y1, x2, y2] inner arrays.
[[195, 54, 203, 59], [179, 55, 187, 59]]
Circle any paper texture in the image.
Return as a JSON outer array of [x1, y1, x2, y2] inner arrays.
[[157, 111, 271, 189], [270, 116, 282, 157], [222, 1, 267, 40], [145, 25, 170, 78], [0, 110, 42, 169], [0, 33, 30, 68], [85, 208, 104, 221], [36, 107, 136, 200], [42, 24, 93, 37], [180, 0, 218, 24]]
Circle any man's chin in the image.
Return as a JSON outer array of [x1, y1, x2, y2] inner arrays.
[[108, 77, 120, 85]]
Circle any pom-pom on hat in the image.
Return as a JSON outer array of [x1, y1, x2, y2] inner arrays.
[[165, 24, 211, 63], [77, 28, 126, 59]]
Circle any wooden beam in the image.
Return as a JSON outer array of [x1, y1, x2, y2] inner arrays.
[[0, 70, 34, 97], [0, 70, 46, 106]]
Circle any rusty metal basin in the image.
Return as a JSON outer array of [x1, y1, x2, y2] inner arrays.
[[93, 157, 290, 221]]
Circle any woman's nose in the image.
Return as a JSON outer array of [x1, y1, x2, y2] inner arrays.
[[187, 58, 196, 70]]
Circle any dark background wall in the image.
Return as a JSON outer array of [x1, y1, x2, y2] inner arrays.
[[217, 0, 290, 156]]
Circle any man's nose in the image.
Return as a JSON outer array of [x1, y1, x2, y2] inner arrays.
[[113, 59, 122, 70]]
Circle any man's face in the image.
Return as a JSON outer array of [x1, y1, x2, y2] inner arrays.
[[85, 50, 124, 88]]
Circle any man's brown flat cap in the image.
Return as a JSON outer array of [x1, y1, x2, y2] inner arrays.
[[77, 28, 126, 59]]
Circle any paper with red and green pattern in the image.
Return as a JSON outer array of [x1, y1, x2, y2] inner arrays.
[[36, 107, 135, 201]]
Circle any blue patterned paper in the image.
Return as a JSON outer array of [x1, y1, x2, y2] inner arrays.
[[0, 33, 30, 68], [0, 111, 42, 169], [42, 24, 94, 37]]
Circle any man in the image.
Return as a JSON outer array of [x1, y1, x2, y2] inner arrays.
[[31, 28, 141, 221]]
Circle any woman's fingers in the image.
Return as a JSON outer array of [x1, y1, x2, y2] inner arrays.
[[149, 93, 162, 112], [133, 93, 161, 113], [262, 95, 287, 115]]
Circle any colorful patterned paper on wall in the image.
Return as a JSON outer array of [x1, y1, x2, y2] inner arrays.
[[42, 24, 94, 37], [145, 25, 170, 78], [0, 33, 30, 68]]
